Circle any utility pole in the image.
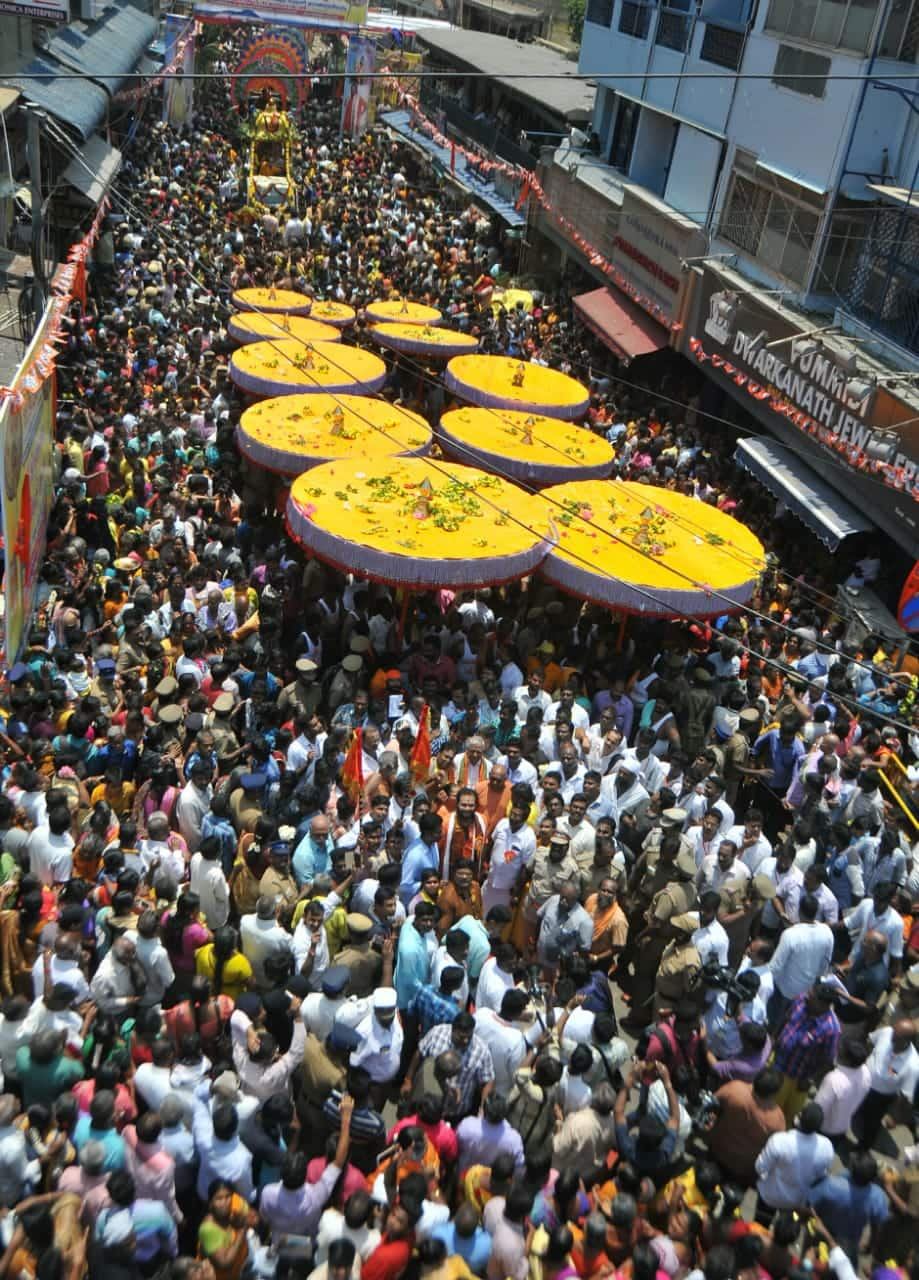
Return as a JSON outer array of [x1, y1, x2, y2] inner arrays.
[[27, 111, 46, 303]]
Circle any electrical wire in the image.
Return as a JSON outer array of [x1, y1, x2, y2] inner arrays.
[[44, 102, 919, 735]]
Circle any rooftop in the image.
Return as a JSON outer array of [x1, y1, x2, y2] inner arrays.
[[415, 28, 594, 122]]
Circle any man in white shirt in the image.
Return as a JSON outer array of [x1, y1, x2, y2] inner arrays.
[[500, 742, 538, 789], [697, 840, 751, 895], [845, 884, 904, 977], [724, 812, 772, 875], [755, 1101, 833, 1211], [126, 911, 175, 1010], [476, 943, 518, 1014], [175, 763, 213, 853], [814, 1038, 872, 1139], [32, 936, 90, 1005], [693, 893, 730, 967], [768, 894, 834, 1020], [240, 897, 293, 989], [473, 988, 538, 1094], [350, 989, 404, 1086], [27, 806, 74, 886], [857, 1020, 919, 1150], [512, 670, 551, 724], [482, 804, 536, 916], [134, 1041, 179, 1113], [189, 840, 230, 929]]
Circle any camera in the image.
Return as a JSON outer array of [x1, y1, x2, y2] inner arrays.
[[700, 957, 758, 1005]]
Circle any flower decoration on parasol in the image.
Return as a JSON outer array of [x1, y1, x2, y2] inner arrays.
[[365, 298, 443, 326], [439, 407, 614, 485], [227, 311, 342, 346], [370, 323, 479, 360], [238, 393, 432, 475], [445, 355, 589, 421], [286, 456, 555, 588], [309, 300, 356, 328], [230, 339, 387, 398], [539, 480, 766, 616], [231, 286, 312, 316]]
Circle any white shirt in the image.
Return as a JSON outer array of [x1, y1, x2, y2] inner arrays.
[[18, 1000, 83, 1053], [846, 901, 905, 969], [814, 1062, 872, 1136], [769, 921, 834, 998], [475, 957, 515, 1013], [512, 685, 551, 723], [697, 855, 750, 895], [500, 756, 538, 789], [692, 919, 729, 967], [350, 1012, 404, 1082], [486, 820, 536, 891], [755, 1130, 833, 1209], [291, 918, 330, 980], [240, 914, 293, 987], [134, 1063, 175, 1113], [724, 826, 772, 875], [315, 1209, 381, 1263], [473, 1008, 530, 1094], [865, 1025, 919, 1097], [189, 853, 230, 929], [430, 944, 469, 1005], [176, 782, 213, 852], [31, 952, 89, 1004], [124, 934, 175, 1007], [26, 827, 74, 885]]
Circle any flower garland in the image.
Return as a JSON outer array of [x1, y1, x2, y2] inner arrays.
[[114, 26, 196, 103], [0, 198, 109, 412], [689, 336, 919, 500]]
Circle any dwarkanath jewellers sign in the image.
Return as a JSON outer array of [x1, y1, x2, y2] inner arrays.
[[685, 269, 919, 488]]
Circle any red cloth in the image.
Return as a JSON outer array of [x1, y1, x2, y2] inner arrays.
[[362, 1236, 413, 1280]]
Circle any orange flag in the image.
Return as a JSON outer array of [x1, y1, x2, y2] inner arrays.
[[409, 704, 431, 784], [342, 726, 364, 803]]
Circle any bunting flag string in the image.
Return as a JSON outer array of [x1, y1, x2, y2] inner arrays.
[[688, 336, 919, 500], [0, 197, 110, 412], [114, 27, 196, 103]]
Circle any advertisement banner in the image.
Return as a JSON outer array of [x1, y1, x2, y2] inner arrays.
[[0, 0, 66, 20], [194, 0, 367, 30], [340, 34, 376, 138], [375, 49, 421, 114], [0, 303, 56, 664], [163, 14, 196, 128], [683, 264, 919, 550], [610, 186, 705, 328]]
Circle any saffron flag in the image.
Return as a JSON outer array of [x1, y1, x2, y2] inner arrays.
[[410, 703, 431, 783], [342, 726, 364, 802]]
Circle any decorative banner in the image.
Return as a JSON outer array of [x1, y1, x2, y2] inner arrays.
[[899, 562, 919, 633], [163, 14, 196, 128], [231, 27, 311, 110], [0, 307, 56, 663], [193, 0, 367, 31], [341, 34, 376, 138], [115, 23, 195, 103]]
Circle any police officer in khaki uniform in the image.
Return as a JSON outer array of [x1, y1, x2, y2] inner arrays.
[[654, 912, 703, 1017], [278, 657, 322, 720], [622, 843, 697, 1032], [335, 912, 383, 998]]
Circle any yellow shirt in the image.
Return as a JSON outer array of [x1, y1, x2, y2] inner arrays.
[[195, 944, 253, 1000]]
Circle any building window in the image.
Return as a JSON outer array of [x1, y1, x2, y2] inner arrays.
[[719, 168, 824, 286], [815, 209, 864, 296], [842, 207, 919, 355], [586, 0, 614, 24], [700, 21, 745, 64], [656, 5, 693, 47], [879, 0, 919, 59], [765, 0, 878, 51], [619, 0, 653, 36], [609, 97, 639, 171], [771, 43, 831, 96]]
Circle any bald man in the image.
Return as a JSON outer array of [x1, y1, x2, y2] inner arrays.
[[857, 1017, 919, 1150]]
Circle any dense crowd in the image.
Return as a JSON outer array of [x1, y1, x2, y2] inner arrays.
[[1, 36, 918, 1280]]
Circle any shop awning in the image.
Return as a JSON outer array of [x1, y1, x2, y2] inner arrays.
[[62, 134, 121, 205], [572, 287, 669, 364], [735, 437, 874, 551]]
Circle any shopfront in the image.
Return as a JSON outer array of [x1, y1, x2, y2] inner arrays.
[[681, 263, 919, 555]]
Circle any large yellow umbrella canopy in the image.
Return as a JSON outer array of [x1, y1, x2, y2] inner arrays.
[[309, 300, 356, 328], [229, 339, 387, 398], [539, 480, 766, 616], [228, 312, 342, 346], [445, 355, 589, 421], [238, 394, 432, 475], [370, 323, 479, 360], [440, 407, 614, 485], [231, 286, 312, 316], [491, 287, 533, 315], [365, 299, 442, 326], [286, 456, 554, 589]]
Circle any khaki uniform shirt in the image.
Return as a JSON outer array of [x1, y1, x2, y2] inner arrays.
[[335, 941, 382, 998], [655, 941, 702, 1005]]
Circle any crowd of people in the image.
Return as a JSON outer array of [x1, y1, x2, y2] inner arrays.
[[1, 31, 918, 1280]]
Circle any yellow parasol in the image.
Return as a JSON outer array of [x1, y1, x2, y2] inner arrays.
[[445, 355, 589, 421], [439, 407, 614, 485], [309, 300, 356, 328], [231, 286, 312, 316], [237, 394, 432, 475], [491, 287, 534, 315], [370, 323, 479, 360], [286, 456, 555, 589], [227, 312, 342, 346], [539, 480, 766, 616], [365, 298, 443, 326], [229, 339, 386, 398]]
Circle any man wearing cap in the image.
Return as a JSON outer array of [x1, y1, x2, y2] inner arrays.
[[722, 708, 762, 807], [351, 988, 404, 1095], [206, 693, 240, 758], [302, 966, 360, 1040], [336, 914, 386, 998], [259, 842, 299, 912], [654, 914, 703, 1017], [301, 1024, 358, 1120], [228, 771, 269, 836], [279, 658, 322, 721]]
